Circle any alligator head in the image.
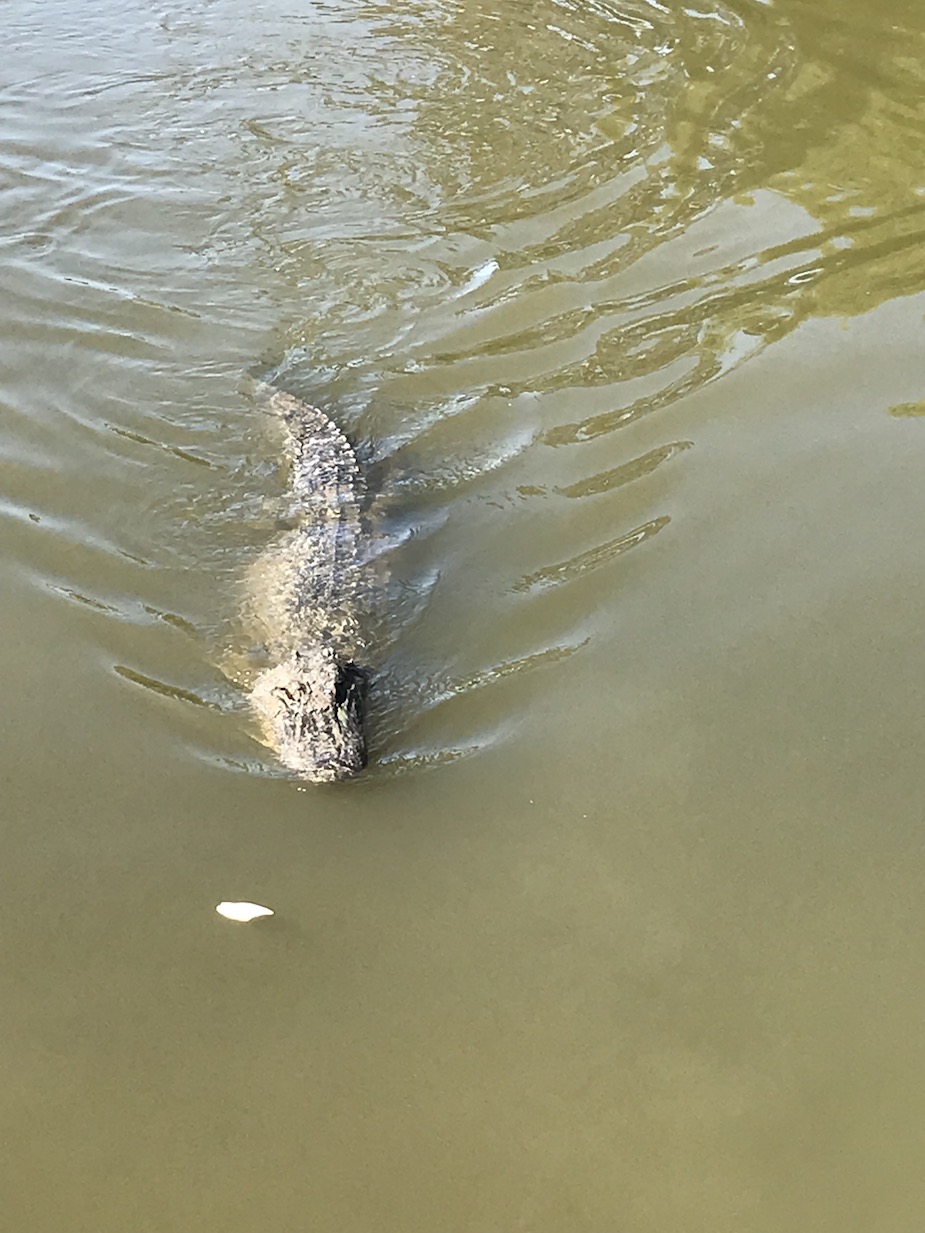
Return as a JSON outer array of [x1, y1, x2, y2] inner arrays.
[[252, 645, 368, 782]]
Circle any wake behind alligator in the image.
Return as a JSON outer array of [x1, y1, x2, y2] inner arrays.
[[248, 386, 370, 782]]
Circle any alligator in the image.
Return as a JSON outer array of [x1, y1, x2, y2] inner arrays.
[[248, 387, 370, 782]]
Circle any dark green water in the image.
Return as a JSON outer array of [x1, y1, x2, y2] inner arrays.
[[3, 0, 925, 1228]]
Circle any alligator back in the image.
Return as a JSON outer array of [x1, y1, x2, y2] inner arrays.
[[248, 387, 370, 782]]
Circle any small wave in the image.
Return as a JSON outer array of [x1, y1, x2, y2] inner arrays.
[[112, 665, 222, 712], [516, 516, 671, 594]]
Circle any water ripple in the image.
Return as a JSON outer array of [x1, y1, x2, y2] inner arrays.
[[4, 0, 923, 775]]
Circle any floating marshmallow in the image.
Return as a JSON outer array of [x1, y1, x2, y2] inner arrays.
[[215, 900, 274, 923]]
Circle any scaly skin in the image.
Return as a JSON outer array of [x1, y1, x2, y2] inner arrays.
[[250, 389, 369, 782]]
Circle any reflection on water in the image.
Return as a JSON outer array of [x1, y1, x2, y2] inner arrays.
[[3, 0, 925, 1228]]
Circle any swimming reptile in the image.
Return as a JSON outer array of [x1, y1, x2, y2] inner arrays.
[[249, 387, 370, 782]]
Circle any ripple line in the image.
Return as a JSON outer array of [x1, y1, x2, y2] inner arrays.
[[113, 665, 221, 711], [557, 441, 692, 499], [516, 515, 670, 593]]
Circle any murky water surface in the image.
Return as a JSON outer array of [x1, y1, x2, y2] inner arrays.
[[3, 0, 925, 1227]]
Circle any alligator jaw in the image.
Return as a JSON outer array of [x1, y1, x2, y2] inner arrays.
[[252, 647, 368, 783]]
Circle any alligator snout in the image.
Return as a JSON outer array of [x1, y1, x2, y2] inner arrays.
[[252, 647, 368, 783]]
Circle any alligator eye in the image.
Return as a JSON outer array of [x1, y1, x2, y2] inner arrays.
[[334, 662, 368, 709], [333, 671, 352, 709]]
